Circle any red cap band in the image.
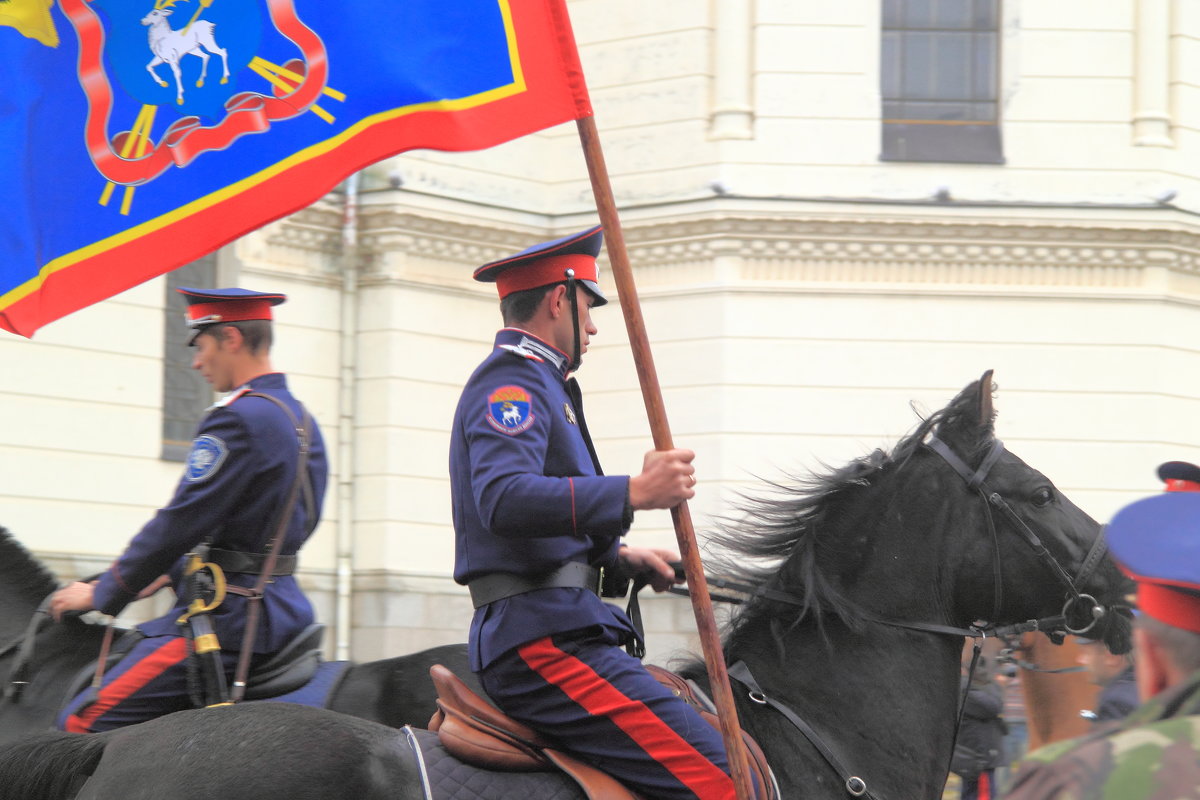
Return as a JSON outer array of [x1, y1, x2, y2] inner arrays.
[[1138, 582, 1200, 634], [186, 299, 277, 325], [1165, 479, 1200, 493], [493, 254, 598, 299]]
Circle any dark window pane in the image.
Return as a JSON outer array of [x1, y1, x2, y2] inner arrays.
[[882, 122, 1004, 163], [973, 33, 997, 98], [902, 1, 934, 28], [974, 0, 999, 28], [879, 0, 1003, 163], [899, 32, 974, 101], [881, 32, 901, 97], [970, 101, 997, 121], [902, 32, 935, 97], [882, 0, 903, 28], [929, 31, 971, 98], [899, 101, 973, 121], [929, 0, 971, 29], [162, 256, 216, 461]]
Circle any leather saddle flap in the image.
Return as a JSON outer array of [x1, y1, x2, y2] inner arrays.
[[427, 664, 641, 800], [427, 663, 780, 800], [428, 663, 550, 771]]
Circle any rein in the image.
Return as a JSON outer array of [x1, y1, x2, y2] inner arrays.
[[2, 595, 53, 703]]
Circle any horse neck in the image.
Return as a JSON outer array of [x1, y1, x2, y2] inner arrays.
[[0, 533, 59, 641], [723, 616, 964, 799], [714, 483, 972, 797]]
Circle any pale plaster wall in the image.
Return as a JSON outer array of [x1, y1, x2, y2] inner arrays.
[[3, 1, 1200, 668]]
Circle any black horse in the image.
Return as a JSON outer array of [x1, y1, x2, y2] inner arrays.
[[0, 374, 1133, 799], [0, 539, 474, 746]]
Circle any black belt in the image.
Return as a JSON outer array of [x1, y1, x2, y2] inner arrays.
[[207, 548, 297, 576], [468, 562, 600, 609]]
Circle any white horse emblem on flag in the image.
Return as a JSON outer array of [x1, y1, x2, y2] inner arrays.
[[141, 0, 230, 105]]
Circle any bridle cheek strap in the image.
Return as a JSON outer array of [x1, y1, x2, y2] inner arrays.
[[1073, 524, 1110, 588]]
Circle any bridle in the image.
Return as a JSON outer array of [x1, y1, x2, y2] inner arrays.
[[661, 434, 1117, 799], [673, 435, 1112, 641], [924, 435, 1109, 637]]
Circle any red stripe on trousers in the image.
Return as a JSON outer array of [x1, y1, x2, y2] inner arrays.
[[519, 637, 736, 800], [64, 636, 191, 733]]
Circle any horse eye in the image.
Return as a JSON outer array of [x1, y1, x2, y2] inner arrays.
[[1031, 487, 1054, 507]]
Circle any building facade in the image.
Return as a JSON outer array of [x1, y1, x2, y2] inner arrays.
[[2, 0, 1198, 666]]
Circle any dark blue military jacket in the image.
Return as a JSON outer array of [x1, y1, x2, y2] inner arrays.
[[451, 328, 634, 671], [93, 373, 328, 654]]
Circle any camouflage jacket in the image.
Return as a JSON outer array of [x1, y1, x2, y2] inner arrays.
[[1003, 669, 1200, 800]]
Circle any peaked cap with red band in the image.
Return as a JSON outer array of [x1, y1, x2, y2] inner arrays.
[[474, 225, 607, 306], [1159, 460, 1200, 493], [178, 287, 286, 344], [1106, 492, 1200, 634]]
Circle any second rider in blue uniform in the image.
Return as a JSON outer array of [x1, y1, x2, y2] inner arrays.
[[49, 288, 327, 732]]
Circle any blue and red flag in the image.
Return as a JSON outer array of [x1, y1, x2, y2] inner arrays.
[[0, 0, 592, 337]]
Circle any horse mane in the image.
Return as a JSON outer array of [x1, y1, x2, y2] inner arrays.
[[0, 527, 61, 611], [707, 377, 997, 648]]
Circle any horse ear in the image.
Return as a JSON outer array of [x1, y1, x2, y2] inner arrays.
[[977, 369, 996, 429]]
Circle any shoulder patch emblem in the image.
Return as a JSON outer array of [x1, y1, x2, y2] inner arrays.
[[185, 435, 229, 482], [487, 386, 535, 435]]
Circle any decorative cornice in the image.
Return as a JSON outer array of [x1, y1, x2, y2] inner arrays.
[[245, 200, 345, 280], [357, 211, 548, 269], [273, 204, 1200, 295]]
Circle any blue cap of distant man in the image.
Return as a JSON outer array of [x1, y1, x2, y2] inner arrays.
[[1106, 491, 1200, 634]]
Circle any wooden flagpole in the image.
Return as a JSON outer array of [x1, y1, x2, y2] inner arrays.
[[576, 115, 756, 800]]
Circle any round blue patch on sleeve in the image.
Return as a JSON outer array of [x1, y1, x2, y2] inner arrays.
[[185, 435, 228, 482], [486, 385, 535, 435]]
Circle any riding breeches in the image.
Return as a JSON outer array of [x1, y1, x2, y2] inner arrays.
[[56, 634, 236, 733], [479, 626, 750, 800]]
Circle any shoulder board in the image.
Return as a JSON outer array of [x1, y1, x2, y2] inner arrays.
[[499, 337, 567, 370], [498, 343, 545, 363], [209, 387, 251, 410]]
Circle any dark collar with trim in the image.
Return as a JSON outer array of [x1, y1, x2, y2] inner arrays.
[[494, 328, 570, 378], [210, 372, 289, 409]]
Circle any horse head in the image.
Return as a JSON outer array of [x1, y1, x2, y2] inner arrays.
[[710, 371, 1132, 660], [918, 370, 1134, 654]]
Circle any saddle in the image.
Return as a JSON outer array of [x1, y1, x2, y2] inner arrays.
[[427, 663, 777, 800], [54, 623, 327, 713]]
